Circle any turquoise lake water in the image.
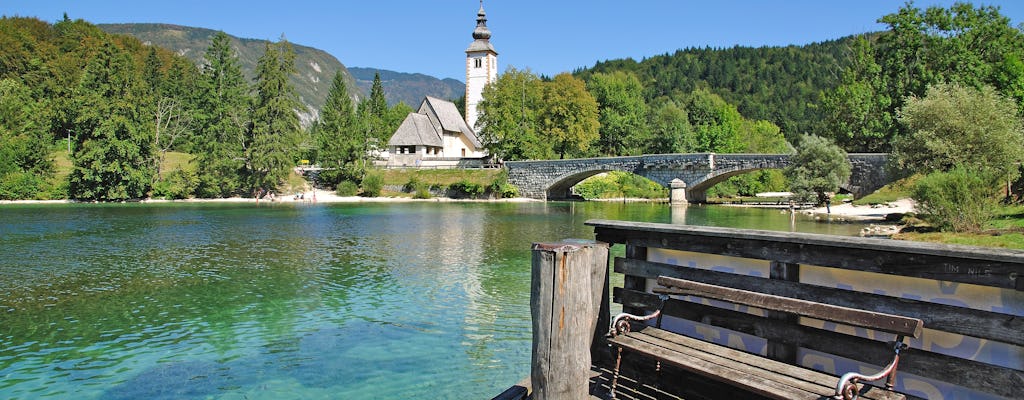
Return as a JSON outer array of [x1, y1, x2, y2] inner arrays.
[[0, 202, 864, 399]]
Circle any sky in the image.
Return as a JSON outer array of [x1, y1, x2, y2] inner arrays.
[[3, 1, 1023, 82]]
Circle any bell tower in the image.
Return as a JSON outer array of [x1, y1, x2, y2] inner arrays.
[[465, 1, 497, 131]]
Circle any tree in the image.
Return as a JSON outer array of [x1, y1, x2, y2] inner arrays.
[[0, 79, 52, 199], [586, 71, 648, 156], [68, 39, 154, 200], [818, 36, 895, 152], [194, 31, 250, 198], [358, 72, 390, 151], [785, 135, 851, 208], [876, 3, 1024, 132], [476, 66, 546, 160], [315, 70, 361, 186], [247, 38, 301, 191], [645, 98, 694, 154], [891, 83, 1024, 180], [912, 167, 1003, 232], [539, 73, 600, 159], [685, 89, 744, 153]]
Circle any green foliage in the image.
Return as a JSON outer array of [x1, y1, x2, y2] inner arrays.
[[476, 67, 547, 160], [586, 71, 648, 156], [542, 73, 601, 159], [151, 168, 198, 199], [818, 36, 895, 152], [487, 169, 519, 198], [403, 174, 431, 198], [574, 171, 667, 200], [315, 70, 364, 187], [449, 179, 485, 198], [646, 98, 695, 153], [335, 180, 359, 196], [785, 135, 851, 205], [360, 171, 384, 197], [68, 40, 155, 201], [358, 72, 391, 149], [912, 167, 1003, 232], [247, 38, 302, 191], [0, 78, 53, 197], [194, 31, 249, 198], [892, 83, 1024, 181], [0, 172, 44, 200]]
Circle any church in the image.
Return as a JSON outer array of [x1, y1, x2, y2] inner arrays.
[[382, 2, 497, 168]]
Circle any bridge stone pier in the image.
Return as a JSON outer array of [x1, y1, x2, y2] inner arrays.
[[505, 153, 889, 203]]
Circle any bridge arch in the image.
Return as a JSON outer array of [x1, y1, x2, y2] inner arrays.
[[505, 153, 890, 202]]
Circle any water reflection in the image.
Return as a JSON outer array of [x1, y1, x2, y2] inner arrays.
[[0, 202, 867, 399]]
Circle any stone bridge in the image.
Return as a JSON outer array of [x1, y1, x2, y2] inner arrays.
[[505, 153, 890, 203]]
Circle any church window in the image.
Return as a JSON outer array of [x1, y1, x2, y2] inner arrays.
[[474, 58, 482, 68]]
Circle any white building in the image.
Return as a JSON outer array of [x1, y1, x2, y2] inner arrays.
[[382, 2, 497, 168], [386, 97, 486, 168]]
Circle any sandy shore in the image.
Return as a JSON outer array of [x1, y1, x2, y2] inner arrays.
[[0, 189, 541, 205], [804, 198, 915, 221]]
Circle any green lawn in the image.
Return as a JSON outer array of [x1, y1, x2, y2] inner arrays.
[[379, 168, 503, 187]]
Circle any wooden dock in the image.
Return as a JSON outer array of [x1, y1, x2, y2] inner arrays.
[[496, 219, 1024, 400]]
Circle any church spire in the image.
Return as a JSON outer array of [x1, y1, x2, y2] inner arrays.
[[473, 1, 491, 40]]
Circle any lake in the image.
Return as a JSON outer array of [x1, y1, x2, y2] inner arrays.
[[0, 202, 865, 399]]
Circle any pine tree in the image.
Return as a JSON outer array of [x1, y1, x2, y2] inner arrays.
[[194, 31, 249, 198], [315, 70, 362, 186], [358, 72, 389, 151], [247, 38, 301, 192]]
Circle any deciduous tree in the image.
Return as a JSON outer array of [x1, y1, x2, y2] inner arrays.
[[785, 135, 851, 207], [540, 73, 600, 159]]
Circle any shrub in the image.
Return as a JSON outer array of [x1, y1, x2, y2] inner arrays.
[[0, 171, 43, 200], [413, 186, 432, 199], [449, 179, 485, 198], [487, 169, 519, 198], [336, 180, 359, 196], [912, 167, 1002, 232], [360, 172, 384, 197], [151, 169, 198, 200]]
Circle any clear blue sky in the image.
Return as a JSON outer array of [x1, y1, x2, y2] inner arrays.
[[3, 1, 1022, 81]]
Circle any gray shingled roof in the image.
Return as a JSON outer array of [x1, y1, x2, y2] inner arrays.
[[422, 97, 483, 148], [466, 40, 497, 54], [388, 113, 442, 147]]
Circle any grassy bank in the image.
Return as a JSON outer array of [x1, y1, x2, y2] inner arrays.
[[379, 168, 503, 187]]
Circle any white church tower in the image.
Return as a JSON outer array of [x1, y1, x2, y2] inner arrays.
[[464, 1, 497, 131]]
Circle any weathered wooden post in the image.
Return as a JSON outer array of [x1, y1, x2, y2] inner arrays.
[[530, 240, 608, 400]]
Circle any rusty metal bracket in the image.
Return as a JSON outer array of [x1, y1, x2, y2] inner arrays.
[[834, 337, 909, 400]]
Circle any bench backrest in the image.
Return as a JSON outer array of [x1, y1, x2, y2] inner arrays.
[[654, 276, 923, 338], [587, 219, 1024, 400]]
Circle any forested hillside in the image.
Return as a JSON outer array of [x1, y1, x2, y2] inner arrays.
[[576, 36, 859, 141], [98, 23, 359, 126]]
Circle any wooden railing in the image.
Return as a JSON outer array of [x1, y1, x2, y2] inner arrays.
[[585, 219, 1023, 400], [499, 220, 1024, 400]]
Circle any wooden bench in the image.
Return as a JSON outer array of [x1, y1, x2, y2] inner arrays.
[[607, 276, 922, 400]]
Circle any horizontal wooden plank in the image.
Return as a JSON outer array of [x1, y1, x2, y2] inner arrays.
[[636, 328, 906, 400], [615, 257, 1024, 346], [610, 333, 825, 400], [615, 288, 1024, 399], [588, 220, 1024, 290], [655, 275, 924, 337], [612, 329, 905, 400]]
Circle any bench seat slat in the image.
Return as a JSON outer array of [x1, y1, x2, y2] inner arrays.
[[611, 328, 906, 400], [656, 276, 924, 338]]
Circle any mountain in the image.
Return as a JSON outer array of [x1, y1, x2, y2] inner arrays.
[[98, 23, 359, 126], [349, 67, 465, 107]]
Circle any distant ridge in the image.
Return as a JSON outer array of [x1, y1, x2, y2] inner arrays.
[[99, 23, 468, 125], [349, 67, 465, 107]]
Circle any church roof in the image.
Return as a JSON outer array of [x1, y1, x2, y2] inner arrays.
[[388, 113, 442, 147], [421, 97, 482, 148]]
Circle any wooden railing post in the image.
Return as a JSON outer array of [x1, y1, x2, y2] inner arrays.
[[531, 240, 609, 400]]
